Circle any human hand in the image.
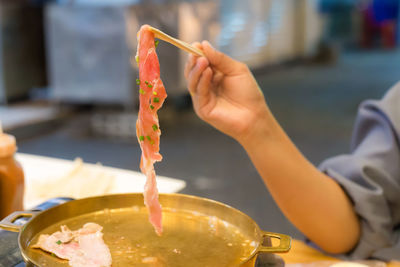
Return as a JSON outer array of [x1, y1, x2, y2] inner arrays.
[[184, 41, 271, 144], [185, 42, 361, 255]]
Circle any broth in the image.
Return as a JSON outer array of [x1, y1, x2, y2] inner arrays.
[[28, 207, 258, 267]]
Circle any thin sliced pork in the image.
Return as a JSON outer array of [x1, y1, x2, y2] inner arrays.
[[135, 24, 167, 235], [32, 223, 112, 267]]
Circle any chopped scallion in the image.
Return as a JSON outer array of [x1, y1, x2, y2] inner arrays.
[[139, 135, 144, 141], [135, 55, 139, 63], [150, 140, 155, 145], [56, 240, 62, 245], [153, 97, 160, 103], [146, 136, 151, 141], [152, 124, 158, 131], [155, 40, 159, 48], [153, 91, 157, 95], [139, 89, 145, 94], [136, 78, 140, 85], [150, 105, 155, 110], [147, 83, 153, 88]]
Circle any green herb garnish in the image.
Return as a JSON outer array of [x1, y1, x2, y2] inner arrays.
[[153, 91, 157, 95], [152, 124, 158, 131], [155, 40, 159, 48], [56, 240, 62, 245], [136, 78, 140, 85], [135, 55, 139, 63], [153, 97, 160, 103], [150, 140, 155, 145], [139, 135, 145, 141], [146, 136, 151, 141], [139, 89, 145, 94], [150, 105, 155, 110], [144, 81, 153, 88]]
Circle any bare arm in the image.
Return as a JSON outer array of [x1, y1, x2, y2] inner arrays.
[[240, 110, 360, 254], [185, 41, 360, 254]]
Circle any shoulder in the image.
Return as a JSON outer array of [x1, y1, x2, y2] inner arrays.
[[352, 81, 400, 148]]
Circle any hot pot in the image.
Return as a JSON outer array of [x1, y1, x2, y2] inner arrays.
[[0, 193, 291, 266]]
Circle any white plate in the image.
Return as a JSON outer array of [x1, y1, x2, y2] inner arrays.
[[17, 153, 186, 209]]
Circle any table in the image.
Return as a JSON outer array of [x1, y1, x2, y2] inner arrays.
[[17, 153, 186, 209], [15, 154, 400, 266], [281, 239, 400, 267]]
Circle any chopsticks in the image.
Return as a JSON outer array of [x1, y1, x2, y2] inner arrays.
[[149, 26, 205, 57]]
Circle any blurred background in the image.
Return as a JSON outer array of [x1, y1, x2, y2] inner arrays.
[[1, 0, 400, 239]]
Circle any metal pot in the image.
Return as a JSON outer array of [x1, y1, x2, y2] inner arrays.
[[0, 193, 291, 266]]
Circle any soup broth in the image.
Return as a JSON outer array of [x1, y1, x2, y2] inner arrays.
[[29, 207, 258, 267]]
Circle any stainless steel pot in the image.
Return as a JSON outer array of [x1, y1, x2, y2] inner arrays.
[[0, 193, 291, 266]]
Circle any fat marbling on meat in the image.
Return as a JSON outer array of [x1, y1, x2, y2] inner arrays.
[[135, 25, 167, 235]]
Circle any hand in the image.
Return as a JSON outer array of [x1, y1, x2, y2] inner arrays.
[[185, 42, 361, 254], [184, 41, 271, 144]]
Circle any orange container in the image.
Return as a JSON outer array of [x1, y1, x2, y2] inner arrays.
[[0, 132, 24, 219]]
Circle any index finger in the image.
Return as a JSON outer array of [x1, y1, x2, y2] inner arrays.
[[184, 42, 203, 79]]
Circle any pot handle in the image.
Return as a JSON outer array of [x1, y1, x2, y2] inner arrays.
[[258, 231, 292, 253], [0, 211, 40, 233]]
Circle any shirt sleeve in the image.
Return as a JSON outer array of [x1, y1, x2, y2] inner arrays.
[[319, 82, 400, 260]]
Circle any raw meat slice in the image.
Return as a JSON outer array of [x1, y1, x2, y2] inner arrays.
[[32, 223, 112, 267], [135, 24, 167, 235]]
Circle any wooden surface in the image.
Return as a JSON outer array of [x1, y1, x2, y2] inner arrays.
[[280, 239, 400, 267]]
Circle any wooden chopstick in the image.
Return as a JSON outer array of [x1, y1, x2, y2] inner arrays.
[[149, 26, 205, 57]]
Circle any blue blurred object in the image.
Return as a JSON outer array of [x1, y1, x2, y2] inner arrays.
[[319, 0, 358, 44], [372, 0, 399, 22], [361, 0, 399, 48], [319, 0, 357, 14], [28, 0, 57, 5]]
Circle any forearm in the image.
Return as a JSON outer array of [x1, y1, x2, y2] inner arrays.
[[239, 110, 360, 254]]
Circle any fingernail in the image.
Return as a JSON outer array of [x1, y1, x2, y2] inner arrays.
[[195, 58, 207, 69], [199, 57, 209, 67], [202, 40, 213, 49]]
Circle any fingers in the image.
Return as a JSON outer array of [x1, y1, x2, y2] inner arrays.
[[212, 70, 224, 86], [184, 42, 202, 79], [191, 66, 213, 120], [197, 67, 213, 97], [201, 41, 245, 75], [187, 57, 209, 95], [184, 54, 195, 80]]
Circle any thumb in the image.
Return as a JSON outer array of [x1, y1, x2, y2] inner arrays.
[[201, 41, 244, 75]]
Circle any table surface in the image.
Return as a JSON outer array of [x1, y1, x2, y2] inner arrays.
[[17, 153, 186, 209], [281, 240, 400, 267]]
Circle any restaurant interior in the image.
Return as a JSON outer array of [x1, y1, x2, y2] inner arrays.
[[1, 0, 400, 266]]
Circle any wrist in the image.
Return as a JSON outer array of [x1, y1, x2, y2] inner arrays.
[[236, 106, 284, 151]]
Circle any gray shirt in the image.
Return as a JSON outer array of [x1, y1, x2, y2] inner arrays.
[[319, 82, 400, 261]]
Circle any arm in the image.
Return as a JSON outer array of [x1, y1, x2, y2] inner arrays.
[[243, 114, 360, 254], [185, 41, 360, 254]]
